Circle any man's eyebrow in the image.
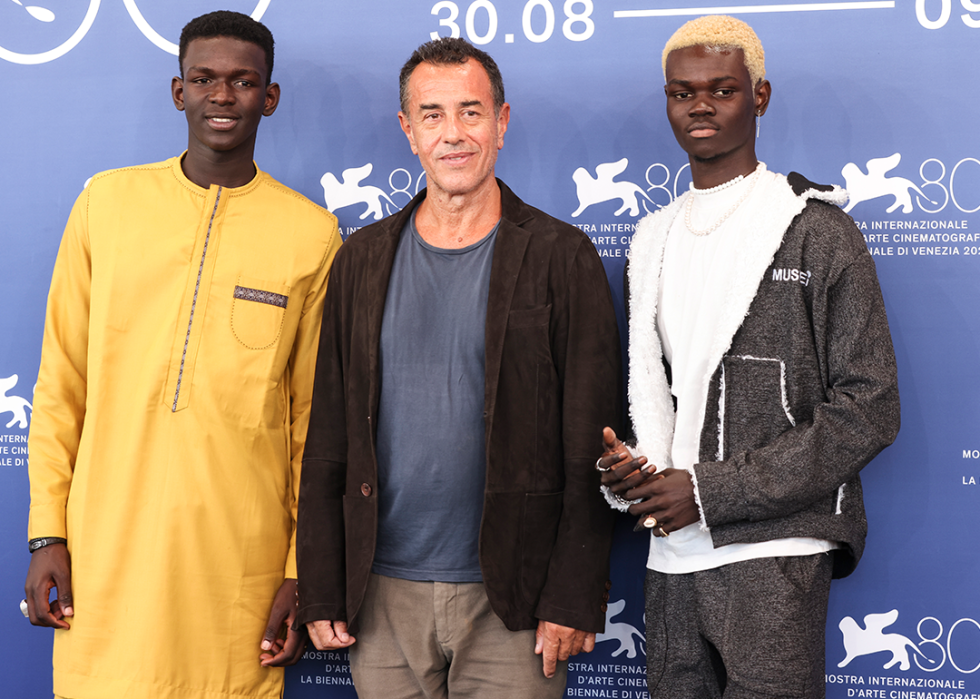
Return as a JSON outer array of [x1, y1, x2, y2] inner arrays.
[[667, 75, 740, 87], [185, 66, 261, 78], [419, 99, 485, 111]]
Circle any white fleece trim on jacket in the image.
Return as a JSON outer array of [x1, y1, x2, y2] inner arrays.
[[626, 168, 848, 530]]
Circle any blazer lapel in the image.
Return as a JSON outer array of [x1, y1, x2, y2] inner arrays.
[[483, 181, 533, 429]]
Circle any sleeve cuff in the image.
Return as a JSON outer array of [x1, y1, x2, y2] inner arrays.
[[284, 531, 298, 579], [689, 465, 711, 533], [27, 505, 67, 541]]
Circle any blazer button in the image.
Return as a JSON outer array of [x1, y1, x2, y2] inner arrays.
[[604, 580, 612, 591], [602, 592, 610, 602], [360, 483, 372, 497], [600, 603, 608, 613]]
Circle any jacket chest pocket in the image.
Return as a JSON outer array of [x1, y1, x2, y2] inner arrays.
[[231, 276, 291, 350], [720, 355, 796, 457], [506, 304, 552, 363]]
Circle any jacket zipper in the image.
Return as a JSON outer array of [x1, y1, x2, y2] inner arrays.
[[172, 187, 222, 412]]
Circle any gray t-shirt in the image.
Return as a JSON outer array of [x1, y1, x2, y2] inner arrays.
[[373, 209, 499, 582]]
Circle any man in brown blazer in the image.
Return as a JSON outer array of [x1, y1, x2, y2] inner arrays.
[[296, 37, 621, 699]]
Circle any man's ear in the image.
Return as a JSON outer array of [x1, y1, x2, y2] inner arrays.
[[398, 111, 418, 155], [495, 102, 510, 150], [754, 79, 772, 117], [172, 76, 185, 112], [263, 82, 281, 117]]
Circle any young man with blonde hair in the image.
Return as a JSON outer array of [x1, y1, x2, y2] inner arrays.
[[599, 15, 899, 698]]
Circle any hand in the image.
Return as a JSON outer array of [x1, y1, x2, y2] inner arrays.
[[625, 468, 700, 535], [24, 542, 73, 629], [307, 619, 356, 651], [535, 620, 595, 678], [259, 578, 308, 667], [597, 426, 663, 506], [596, 427, 632, 475]]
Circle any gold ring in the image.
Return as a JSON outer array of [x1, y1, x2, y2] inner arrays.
[[643, 516, 658, 529], [656, 526, 669, 538]]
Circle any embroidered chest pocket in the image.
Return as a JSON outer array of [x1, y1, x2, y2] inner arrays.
[[231, 276, 291, 350]]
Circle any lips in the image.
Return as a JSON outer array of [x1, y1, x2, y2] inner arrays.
[[438, 151, 476, 165], [688, 122, 719, 138], [206, 116, 239, 131]]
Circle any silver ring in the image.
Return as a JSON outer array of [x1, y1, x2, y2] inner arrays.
[[609, 490, 643, 507], [20, 599, 28, 618], [595, 457, 611, 473]]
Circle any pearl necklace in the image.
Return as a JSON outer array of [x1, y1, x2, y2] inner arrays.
[[684, 163, 765, 237], [690, 173, 744, 195]]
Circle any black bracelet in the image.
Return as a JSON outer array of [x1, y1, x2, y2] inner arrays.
[[28, 537, 67, 553]]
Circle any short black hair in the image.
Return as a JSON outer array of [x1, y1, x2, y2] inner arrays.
[[178, 11, 275, 83], [399, 37, 505, 115]]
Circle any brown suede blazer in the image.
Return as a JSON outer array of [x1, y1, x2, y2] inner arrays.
[[296, 180, 621, 634]]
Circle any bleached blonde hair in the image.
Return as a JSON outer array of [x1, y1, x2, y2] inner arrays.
[[662, 15, 766, 86]]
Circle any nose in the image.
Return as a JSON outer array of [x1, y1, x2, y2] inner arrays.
[[210, 79, 235, 105], [690, 97, 713, 116], [442, 113, 463, 143]]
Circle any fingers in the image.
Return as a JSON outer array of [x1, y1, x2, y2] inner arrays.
[[28, 585, 69, 628], [260, 624, 308, 667], [332, 620, 353, 646], [260, 581, 294, 654], [597, 430, 659, 492], [582, 632, 596, 654], [536, 622, 587, 679], [626, 466, 692, 503], [260, 628, 281, 653], [24, 544, 72, 629], [627, 468, 700, 534], [54, 567, 74, 619], [617, 460, 661, 491], [597, 426, 633, 478], [601, 426, 621, 452], [596, 449, 632, 475], [260, 610, 287, 652], [539, 630, 560, 678], [307, 621, 324, 649], [564, 632, 585, 658], [627, 499, 669, 530], [306, 620, 355, 651], [598, 452, 650, 487]]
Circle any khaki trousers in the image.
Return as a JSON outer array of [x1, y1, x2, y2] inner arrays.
[[349, 573, 568, 699]]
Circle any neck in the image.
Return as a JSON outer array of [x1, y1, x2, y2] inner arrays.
[[414, 177, 502, 249], [688, 151, 759, 191], [181, 140, 258, 189]]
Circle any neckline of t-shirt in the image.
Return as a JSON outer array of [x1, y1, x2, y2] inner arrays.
[[409, 206, 501, 255]]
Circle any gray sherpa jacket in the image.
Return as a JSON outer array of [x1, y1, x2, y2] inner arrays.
[[626, 170, 900, 578]]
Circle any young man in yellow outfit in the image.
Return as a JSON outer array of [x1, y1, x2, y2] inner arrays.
[[24, 11, 341, 699]]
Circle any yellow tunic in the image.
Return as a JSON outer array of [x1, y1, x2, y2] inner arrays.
[[28, 156, 341, 699]]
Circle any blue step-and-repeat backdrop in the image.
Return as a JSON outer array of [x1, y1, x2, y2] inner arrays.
[[2, 1, 978, 697]]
